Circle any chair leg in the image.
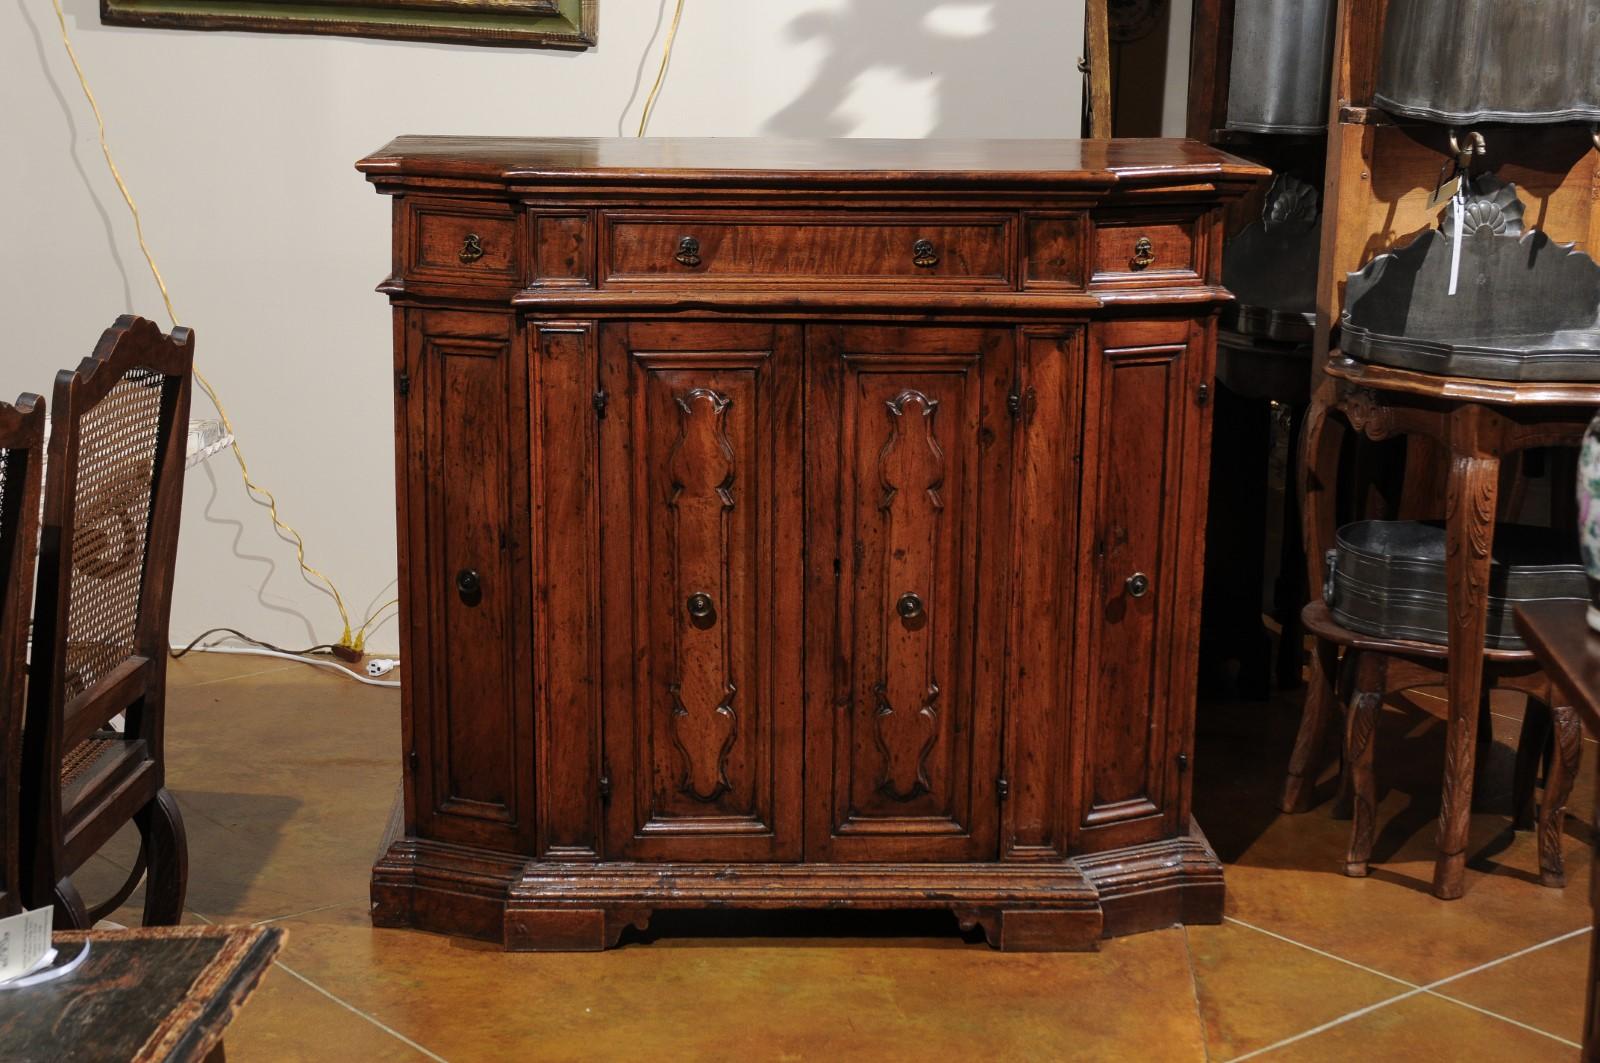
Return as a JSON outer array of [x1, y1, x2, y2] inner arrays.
[[1344, 653, 1384, 877], [1282, 637, 1340, 813], [1538, 705, 1583, 889], [1513, 697, 1551, 831], [138, 788, 189, 926], [53, 877, 90, 930]]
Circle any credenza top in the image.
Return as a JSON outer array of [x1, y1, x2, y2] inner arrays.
[[356, 136, 1268, 191]]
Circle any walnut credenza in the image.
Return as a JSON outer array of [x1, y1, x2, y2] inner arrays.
[[358, 137, 1266, 951]]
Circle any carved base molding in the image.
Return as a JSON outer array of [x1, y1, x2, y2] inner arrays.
[[370, 819, 1224, 953]]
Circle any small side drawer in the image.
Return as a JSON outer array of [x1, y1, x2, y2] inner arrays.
[[403, 198, 522, 290], [601, 213, 1014, 288], [1090, 216, 1200, 287]]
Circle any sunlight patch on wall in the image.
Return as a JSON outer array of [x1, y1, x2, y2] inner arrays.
[[835, 66, 939, 137], [921, 1, 995, 39]]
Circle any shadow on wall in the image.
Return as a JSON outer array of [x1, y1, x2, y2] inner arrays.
[[764, 0, 1079, 138], [14, 0, 135, 312]]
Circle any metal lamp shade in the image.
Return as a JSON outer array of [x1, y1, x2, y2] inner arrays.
[[1225, 0, 1338, 135], [1376, 0, 1600, 125]]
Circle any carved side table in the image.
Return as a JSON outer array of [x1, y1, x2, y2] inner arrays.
[[1287, 354, 1600, 899]]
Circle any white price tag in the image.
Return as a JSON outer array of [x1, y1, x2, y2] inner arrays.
[[1448, 186, 1466, 297], [0, 907, 53, 985]]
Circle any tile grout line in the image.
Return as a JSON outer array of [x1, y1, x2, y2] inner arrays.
[[191, 905, 450, 1062], [272, 958, 452, 1063], [249, 901, 356, 927], [180, 661, 304, 688], [1223, 923, 1592, 1061], [1180, 926, 1214, 1063], [1223, 917, 1419, 988], [1424, 989, 1583, 1050]]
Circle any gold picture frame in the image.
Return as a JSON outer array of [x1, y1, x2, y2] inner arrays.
[[101, 0, 596, 49]]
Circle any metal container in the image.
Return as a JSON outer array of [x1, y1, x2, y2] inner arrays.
[[1222, 173, 1320, 344], [1376, 0, 1600, 125], [1342, 179, 1600, 381], [1225, 0, 1338, 135], [1327, 520, 1586, 650]]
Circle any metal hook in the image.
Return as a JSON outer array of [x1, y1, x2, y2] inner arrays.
[[1447, 127, 1486, 172]]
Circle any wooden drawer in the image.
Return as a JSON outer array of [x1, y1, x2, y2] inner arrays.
[[1090, 216, 1200, 287], [402, 198, 522, 289], [601, 213, 1014, 288]]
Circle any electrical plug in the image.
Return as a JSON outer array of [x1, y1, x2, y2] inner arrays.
[[366, 658, 400, 678]]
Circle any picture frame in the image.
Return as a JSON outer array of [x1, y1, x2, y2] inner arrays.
[[100, 0, 597, 50]]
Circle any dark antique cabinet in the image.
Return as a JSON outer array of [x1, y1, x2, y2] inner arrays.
[[360, 137, 1265, 951]]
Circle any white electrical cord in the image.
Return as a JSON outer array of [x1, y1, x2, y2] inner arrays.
[[179, 644, 401, 688]]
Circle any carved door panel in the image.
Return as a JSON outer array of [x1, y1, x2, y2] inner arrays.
[[599, 322, 804, 862], [1071, 318, 1203, 854], [804, 325, 1012, 863], [401, 309, 535, 854]]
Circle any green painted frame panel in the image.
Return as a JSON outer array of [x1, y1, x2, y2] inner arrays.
[[101, 0, 596, 49]]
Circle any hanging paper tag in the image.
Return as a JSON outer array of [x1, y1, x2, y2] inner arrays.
[[1448, 186, 1466, 296], [0, 907, 53, 985], [1427, 173, 1463, 212]]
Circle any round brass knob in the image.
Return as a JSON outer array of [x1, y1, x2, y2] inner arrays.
[[896, 592, 925, 621], [456, 568, 482, 605], [686, 592, 715, 620], [1125, 572, 1150, 599]]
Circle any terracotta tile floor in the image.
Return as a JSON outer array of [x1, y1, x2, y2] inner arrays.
[[76, 654, 1593, 1061]]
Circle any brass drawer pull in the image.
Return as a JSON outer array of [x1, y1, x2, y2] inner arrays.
[[912, 239, 939, 268], [1130, 236, 1156, 271], [458, 233, 485, 264], [675, 236, 702, 267]]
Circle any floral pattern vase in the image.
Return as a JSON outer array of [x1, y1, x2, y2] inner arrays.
[[1579, 410, 1600, 631]]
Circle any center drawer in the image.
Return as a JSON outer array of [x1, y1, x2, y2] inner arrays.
[[601, 212, 1015, 288]]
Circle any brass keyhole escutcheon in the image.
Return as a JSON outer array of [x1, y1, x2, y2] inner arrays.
[[1130, 236, 1156, 271], [1125, 572, 1150, 599], [458, 233, 485, 264], [675, 236, 702, 267], [912, 239, 939, 268]]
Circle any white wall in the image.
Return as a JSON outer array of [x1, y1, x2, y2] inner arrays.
[[1, 0, 1087, 652]]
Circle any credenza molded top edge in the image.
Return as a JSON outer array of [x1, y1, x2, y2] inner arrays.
[[355, 136, 1270, 189]]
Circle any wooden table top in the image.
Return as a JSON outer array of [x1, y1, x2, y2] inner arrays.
[[1327, 354, 1600, 407], [356, 136, 1270, 189], [0, 924, 283, 1063], [1515, 600, 1600, 731]]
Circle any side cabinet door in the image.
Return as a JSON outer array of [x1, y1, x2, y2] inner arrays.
[[599, 322, 804, 862], [1071, 318, 1206, 854], [401, 309, 535, 853], [805, 325, 1011, 862]]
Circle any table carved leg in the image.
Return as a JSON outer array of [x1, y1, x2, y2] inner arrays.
[[1282, 380, 1348, 813], [1344, 651, 1385, 876], [1436, 432, 1500, 900]]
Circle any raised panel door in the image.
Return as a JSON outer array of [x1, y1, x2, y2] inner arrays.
[[599, 322, 804, 862], [1071, 318, 1202, 853], [400, 309, 534, 853], [804, 324, 1012, 863]]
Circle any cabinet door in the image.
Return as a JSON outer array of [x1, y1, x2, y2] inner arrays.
[[400, 309, 535, 854], [1071, 318, 1204, 853], [804, 325, 1012, 862], [599, 322, 804, 862]]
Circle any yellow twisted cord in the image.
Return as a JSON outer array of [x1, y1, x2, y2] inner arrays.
[[51, 0, 360, 648], [637, 0, 687, 136]]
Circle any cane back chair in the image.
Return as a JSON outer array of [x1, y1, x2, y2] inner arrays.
[[22, 316, 193, 927], [0, 393, 45, 917]]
